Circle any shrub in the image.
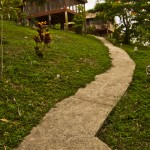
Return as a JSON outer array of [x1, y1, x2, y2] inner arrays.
[[73, 5, 85, 34], [87, 25, 95, 35], [53, 24, 61, 30], [34, 21, 52, 58]]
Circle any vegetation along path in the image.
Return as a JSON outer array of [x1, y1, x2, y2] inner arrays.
[[15, 37, 135, 150]]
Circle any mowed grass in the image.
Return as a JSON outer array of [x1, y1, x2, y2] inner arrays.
[[0, 21, 111, 149], [98, 43, 150, 150]]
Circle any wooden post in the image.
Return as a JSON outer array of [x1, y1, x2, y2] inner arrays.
[[83, 4, 87, 34], [64, 0, 68, 31], [48, 14, 51, 26], [76, 5, 78, 13], [106, 21, 109, 37], [65, 11, 68, 31]]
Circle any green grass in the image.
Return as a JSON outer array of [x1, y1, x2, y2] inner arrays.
[[98, 43, 150, 150], [0, 21, 111, 149]]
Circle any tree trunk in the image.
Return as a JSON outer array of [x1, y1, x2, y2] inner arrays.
[[123, 27, 130, 44], [122, 15, 130, 44], [0, 14, 3, 80]]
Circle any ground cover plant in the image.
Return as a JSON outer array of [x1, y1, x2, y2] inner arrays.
[[0, 21, 111, 149], [98, 43, 150, 150]]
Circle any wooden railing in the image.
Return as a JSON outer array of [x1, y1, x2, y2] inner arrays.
[[25, 0, 86, 17]]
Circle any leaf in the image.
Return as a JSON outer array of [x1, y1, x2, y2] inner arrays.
[[0, 118, 10, 123], [0, 118, 18, 125], [17, 106, 22, 116]]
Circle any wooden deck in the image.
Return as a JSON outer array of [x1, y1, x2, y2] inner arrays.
[[24, 0, 87, 28]]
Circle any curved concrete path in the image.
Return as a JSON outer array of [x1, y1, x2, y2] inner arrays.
[[15, 37, 135, 150]]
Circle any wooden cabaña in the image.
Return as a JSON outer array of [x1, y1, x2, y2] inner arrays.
[[24, 0, 87, 30]]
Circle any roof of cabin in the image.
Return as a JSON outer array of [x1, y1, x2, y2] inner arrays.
[[86, 13, 96, 19], [79, 0, 87, 3]]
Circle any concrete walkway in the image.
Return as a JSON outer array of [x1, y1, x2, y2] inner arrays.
[[15, 37, 135, 150]]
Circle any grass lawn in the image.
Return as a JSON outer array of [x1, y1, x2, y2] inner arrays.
[[98, 43, 150, 150], [0, 21, 111, 149]]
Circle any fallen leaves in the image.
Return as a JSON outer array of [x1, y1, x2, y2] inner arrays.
[[0, 118, 18, 125], [0, 118, 10, 123]]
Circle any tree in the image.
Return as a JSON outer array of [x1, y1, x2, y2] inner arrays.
[[94, 0, 150, 44], [131, 1, 150, 45], [73, 5, 86, 34], [0, 0, 22, 80]]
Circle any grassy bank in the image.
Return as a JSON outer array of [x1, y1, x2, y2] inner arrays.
[[98, 43, 150, 150], [0, 21, 111, 149]]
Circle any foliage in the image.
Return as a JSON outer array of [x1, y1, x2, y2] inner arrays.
[[113, 27, 124, 43], [29, 17, 38, 27], [73, 5, 85, 34], [94, 1, 150, 45], [53, 24, 61, 30], [131, 2, 150, 45], [87, 25, 96, 35], [0, 0, 22, 20], [98, 40, 150, 150], [0, 0, 23, 80], [19, 11, 28, 25], [0, 20, 111, 149], [34, 21, 52, 58]]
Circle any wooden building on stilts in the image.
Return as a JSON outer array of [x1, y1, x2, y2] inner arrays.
[[24, 0, 87, 30]]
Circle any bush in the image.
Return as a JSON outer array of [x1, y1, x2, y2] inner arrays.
[[87, 26, 95, 34], [73, 9, 85, 34], [53, 24, 61, 30], [34, 21, 52, 58], [74, 24, 83, 34]]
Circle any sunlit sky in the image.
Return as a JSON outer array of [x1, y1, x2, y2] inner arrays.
[[85, 0, 105, 10], [85, 0, 97, 10]]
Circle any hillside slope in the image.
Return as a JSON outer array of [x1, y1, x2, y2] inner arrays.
[[0, 21, 111, 149]]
